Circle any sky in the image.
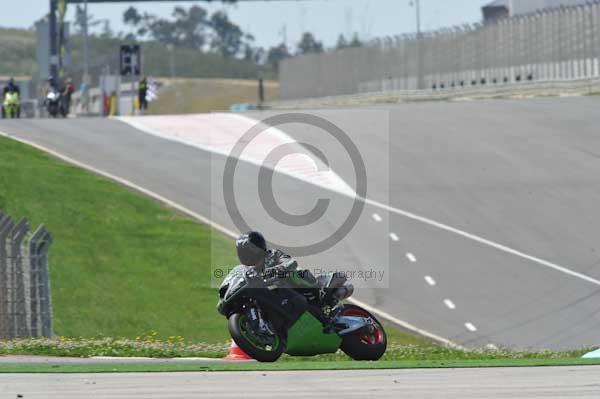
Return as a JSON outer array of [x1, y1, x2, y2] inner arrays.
[[3, 0, 491, 48]]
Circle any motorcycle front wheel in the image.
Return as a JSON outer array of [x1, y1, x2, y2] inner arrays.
[[339, 304, 387, 361], [228, 312, 285, 362]]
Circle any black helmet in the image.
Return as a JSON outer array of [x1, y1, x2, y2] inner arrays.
[[236, 231, 267, 266]]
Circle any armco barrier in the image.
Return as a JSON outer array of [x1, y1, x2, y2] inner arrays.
[[269, 77, 600, 110]]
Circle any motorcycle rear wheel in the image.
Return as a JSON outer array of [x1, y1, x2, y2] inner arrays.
[[228, 312, 285, 362], [339, 304, 387, 361]]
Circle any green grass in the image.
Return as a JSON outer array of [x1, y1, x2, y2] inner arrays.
[[0, 134, 598, 369], [0, 134, 426, 348], [0, 135, 236, 342]]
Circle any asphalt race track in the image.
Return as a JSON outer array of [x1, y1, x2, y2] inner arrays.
[[1, 366, 600, 398], [1, 96, 600, 350]]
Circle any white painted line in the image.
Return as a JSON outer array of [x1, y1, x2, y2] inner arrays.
[[121, 113, 600, 289], [0, 130, 463, 350], [363, 197, 600, 288], [465, 322, 478, 332], [389, 232, 399, 241], [406, 253, 417, 263], [372, 213, 382, 222], [346, 297, 464, 349], [582, 348, 600, 358], [424, 275, 436, 286], [116, 114, 356, 197], [443, 299, 456, 310], [0, 132, 239, 240], [92, 356, 226, 362]]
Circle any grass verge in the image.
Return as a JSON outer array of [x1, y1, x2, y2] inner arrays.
[[147, 78, 279, 114], [0, 132, 425, 347], [0, 338, 596, 366], [0, 134, 237, 342], [1, 132, 596, 370]]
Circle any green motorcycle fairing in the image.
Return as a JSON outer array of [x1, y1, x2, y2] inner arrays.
[[285, 312, 341, 356]]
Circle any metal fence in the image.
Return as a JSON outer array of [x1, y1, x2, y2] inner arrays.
[[281, 1, 600, 99], [0, 211, 53, 339]]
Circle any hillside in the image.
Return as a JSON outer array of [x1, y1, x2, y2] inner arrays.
[[0, 27, 274, 83], [147, 78, 280, 114], [0, 28, 37, 77]]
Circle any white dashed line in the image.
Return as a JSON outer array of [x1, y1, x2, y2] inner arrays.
[[406, 253, 417, 263], [0, 130, 465, 350], [389, 232, 399, 241], [465, 322, 478, 332], [372, 213, 382, 222], [443, 299, 456, 310], [424, 276, 436, 286]]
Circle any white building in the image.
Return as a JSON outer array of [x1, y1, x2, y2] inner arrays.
[[483, 0, 592, 21]]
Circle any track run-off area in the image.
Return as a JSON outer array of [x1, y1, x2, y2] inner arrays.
[[1, 96, 600, 350]]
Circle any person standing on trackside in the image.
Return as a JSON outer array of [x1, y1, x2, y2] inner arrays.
[[138, 76, 148, 114], [63, 78, 75, 116]]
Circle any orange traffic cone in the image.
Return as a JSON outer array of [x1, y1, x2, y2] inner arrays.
[[224, 340, 253, 361]]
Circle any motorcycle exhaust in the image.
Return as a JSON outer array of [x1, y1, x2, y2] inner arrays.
[[334, 284, 354, 301]]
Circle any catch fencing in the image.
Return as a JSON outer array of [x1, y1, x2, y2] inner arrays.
[[281, 1, 600, 99], [0, 211, 53, 339]]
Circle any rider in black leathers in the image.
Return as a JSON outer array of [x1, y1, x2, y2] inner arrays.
[[236, 231, 319, 289]]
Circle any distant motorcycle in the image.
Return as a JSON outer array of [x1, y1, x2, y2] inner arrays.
[[46, 89, 66, 118], [218, 265, 387, 362], [3, 91, 19, 119]]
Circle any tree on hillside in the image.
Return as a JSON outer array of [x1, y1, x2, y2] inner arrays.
[[100, 20, 114, 39], [336, 34, 348, 50], [123, 6, 142, 26], [349, 33, 363, 48], [172, 6, 208, 50], [297, 32, 323, 55], [209, 11, 246, 57], [266, 43, 290, 71], [123, 6, 150, 37], [73, 5, 102, 34], [122, 6, 253, 56], [243, 43, 264, 63], [144, 16, 178, 45]]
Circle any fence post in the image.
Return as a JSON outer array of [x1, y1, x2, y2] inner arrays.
[[10, 219, 30, 338], [591, 1, 600, 77], [28, 224, 47, 337], [38, 231, 53, 338], [589, 2, 595, 78], [2, 217, 16, 338], [27, 226, 54, 339], [0, 214, 12, 339]]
